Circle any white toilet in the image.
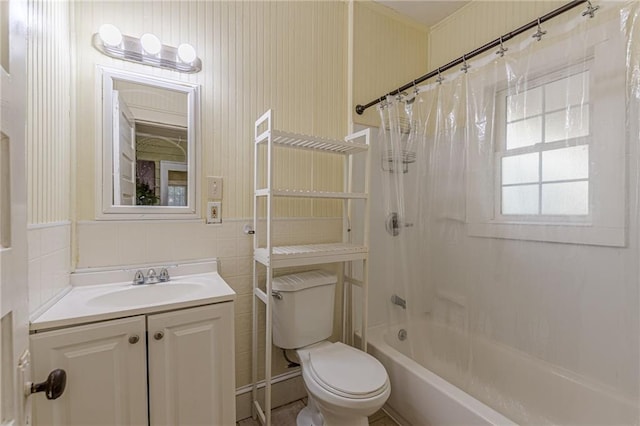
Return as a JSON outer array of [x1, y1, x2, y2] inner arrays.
[[272, 270, 390, 426]]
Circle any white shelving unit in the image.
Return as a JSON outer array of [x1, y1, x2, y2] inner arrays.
[[251, 110, 370, 426]]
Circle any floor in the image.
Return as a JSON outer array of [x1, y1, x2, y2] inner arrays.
[[237, 398, 399, 426]]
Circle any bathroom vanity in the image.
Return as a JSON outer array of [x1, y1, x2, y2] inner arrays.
[[29, 262, 235, 426]]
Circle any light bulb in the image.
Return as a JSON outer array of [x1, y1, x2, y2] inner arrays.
[[140, 33, 162, 55], [98, 24, 122, 47], [177, 43, 197, 63]]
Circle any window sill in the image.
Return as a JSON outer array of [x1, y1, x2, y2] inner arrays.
[[467, 221, 625, 247]]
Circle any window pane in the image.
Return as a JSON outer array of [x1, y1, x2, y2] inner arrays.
[[541, 181, 588, 215], [168, 185, 187, 206], [545, 71, 589, 112], [506, 86, 543, 121], [506, 116, 542, 149], [542, 145, 589, 182], [502, 184, 539, 215], [545, 105, 589, 143], [502, 153, 539, 185]]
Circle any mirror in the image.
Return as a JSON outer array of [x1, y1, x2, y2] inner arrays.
[[98, 67, 199, 219]]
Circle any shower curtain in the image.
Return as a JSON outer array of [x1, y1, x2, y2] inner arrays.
[[376, 2, 640, 424]]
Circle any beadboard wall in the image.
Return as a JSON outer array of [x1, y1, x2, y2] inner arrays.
[[74, 0, 348, 221], [352, 1, 429, 127], [26, 0, 71, 225], [428, 1, 566, 70], [26, 0, 72, 314]]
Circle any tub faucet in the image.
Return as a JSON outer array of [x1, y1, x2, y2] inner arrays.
[[391, 294, 407, 309]]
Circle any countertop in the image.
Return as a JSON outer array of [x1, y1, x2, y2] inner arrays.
[[31, 271, 235, 332]]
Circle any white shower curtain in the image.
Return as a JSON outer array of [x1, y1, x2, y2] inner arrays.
[[376, 2, 640, 424]]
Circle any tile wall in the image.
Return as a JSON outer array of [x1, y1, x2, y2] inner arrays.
[[27, 222, 71, 314]]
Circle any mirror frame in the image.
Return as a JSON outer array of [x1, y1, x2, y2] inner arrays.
[[96, 66, 200, 220]]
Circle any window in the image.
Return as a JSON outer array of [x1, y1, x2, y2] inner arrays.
[[497, 69, 591, 219], [466, 18, 626, 247]]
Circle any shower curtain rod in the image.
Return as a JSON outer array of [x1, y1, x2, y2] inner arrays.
[[354, 0, 594, 115]]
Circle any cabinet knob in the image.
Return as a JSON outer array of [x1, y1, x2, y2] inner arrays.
[[31, 369, 66, 400], [154, 331, 164, 340], [128, 335, 140, 344]]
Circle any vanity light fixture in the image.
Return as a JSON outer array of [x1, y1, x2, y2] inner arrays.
[[92, 24, 202, 73]]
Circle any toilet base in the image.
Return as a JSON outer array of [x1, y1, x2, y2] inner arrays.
[[296, 406, 322, 426], [297, 395, 369, 426]]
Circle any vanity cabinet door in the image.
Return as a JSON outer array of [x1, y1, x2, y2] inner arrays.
[[30, 316, 148, 426], [148, 302, 235, 426]]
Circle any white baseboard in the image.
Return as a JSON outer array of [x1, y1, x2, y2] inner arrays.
[[381, 403, 410, 426], [235, 371, 307, 422]]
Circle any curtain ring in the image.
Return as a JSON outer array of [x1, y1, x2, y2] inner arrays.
[[412, 80, 419, 95], [461, 55, 470, 73], [496, 36, 508, 57], [532, 18, 547, 41], [582, 0, 600, 18], [436, 67, 444, 84]]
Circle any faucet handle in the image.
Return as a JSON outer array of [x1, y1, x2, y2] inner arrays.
[[133, 270, 145, 285], [146, 268, 159, 284], [159, 268, 170, 282]]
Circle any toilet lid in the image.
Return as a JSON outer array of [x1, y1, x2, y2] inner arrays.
[[308, 343, 388, 399]]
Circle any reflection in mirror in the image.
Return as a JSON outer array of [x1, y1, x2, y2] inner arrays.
[[99, 67, 199, 219], [113, 80, 188, 206]]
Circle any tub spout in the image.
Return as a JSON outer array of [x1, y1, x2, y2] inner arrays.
[[391, 294, 407, 309]]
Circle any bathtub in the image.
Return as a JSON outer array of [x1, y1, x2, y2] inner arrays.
[[367, 317, 638, 425]]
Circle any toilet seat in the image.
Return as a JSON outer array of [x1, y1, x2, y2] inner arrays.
[[306, 342, 389, 400]]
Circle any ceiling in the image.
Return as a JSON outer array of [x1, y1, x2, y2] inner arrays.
[[374, 0, 470, 28]]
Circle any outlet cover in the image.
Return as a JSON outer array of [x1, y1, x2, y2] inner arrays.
[[207, 176, 223, 200], [207, 201, 222, 224]]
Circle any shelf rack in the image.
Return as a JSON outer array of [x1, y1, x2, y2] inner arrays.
[[251, 110, 371, 426]]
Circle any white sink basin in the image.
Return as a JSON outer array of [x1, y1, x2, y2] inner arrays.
[[87, 282, 205, 308], [30, 263, 237, 332]]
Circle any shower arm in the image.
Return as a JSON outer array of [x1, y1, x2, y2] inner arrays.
[[354, 0, 596, 115]]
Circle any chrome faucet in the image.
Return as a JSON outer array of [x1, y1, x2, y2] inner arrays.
[[146, 269, 159, 284], [132, 268, 170, 285]]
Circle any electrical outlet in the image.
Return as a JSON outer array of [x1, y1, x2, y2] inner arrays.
[[207, 176, 223, 200], [207, 201, 222, 224]]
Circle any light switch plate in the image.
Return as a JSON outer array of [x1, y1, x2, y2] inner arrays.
[[207, 176, 223, 200], [207, 201, 222, 224]]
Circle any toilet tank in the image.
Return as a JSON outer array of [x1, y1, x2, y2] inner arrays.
[[271, 270, 337, 349]]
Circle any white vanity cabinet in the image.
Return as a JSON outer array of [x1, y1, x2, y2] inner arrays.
[[31, 316, 148, 425], [31, 302, 235, 426], [148, 302, 235, 425]]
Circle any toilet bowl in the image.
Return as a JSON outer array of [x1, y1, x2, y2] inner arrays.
[[296, 341, 390, 426], [271, 271, 390, 426]]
